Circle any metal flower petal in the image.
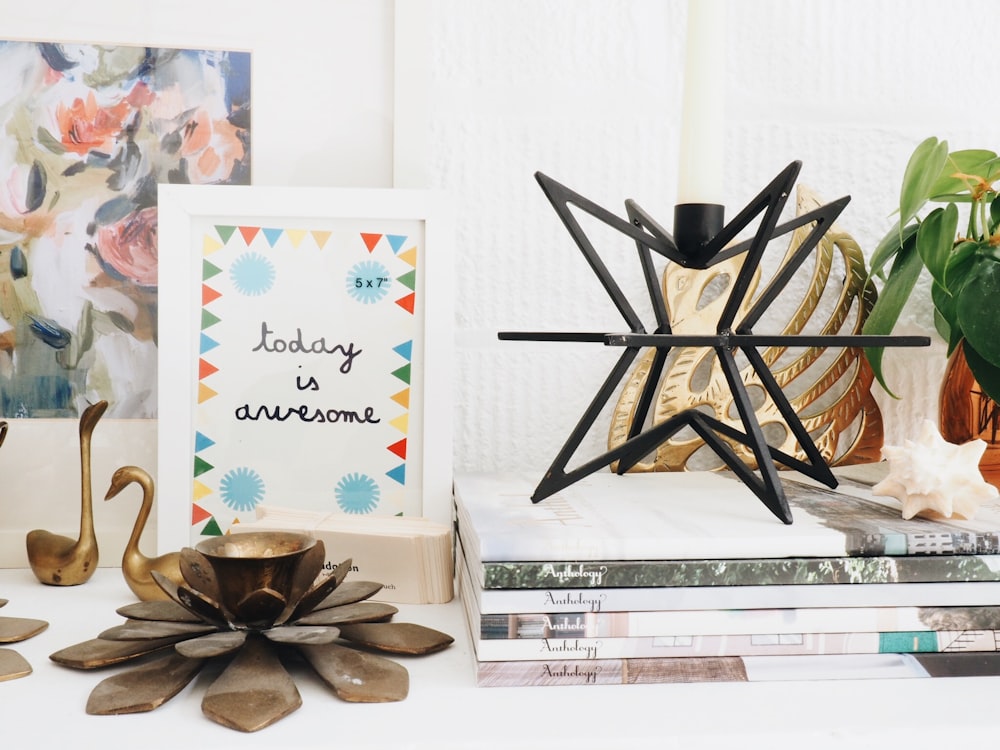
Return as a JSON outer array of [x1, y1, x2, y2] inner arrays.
[[0, 615, 49, 643], [299, 642, 409, 702], [86, 651, 205, 715], [337, 622, 456, 655], [150, 570, 230, 627], [50, 634, 193, 669], [0, 596, 48, 681], [263, 625, 341, 645], [294, 600, 397, 626], [98, 619, 217, 641], [201, 634, 301, 733], [0, 649, 33, 682], [116, 599, 201, 623], [174, 630, 247, 659]]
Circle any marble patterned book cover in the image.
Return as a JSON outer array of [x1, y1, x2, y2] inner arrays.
[[454, 471, 1000, 563]]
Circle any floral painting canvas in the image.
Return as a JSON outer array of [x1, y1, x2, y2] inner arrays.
[[0, 41, 250, 418]]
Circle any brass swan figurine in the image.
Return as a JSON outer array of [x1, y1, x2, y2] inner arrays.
[[26, 400, 107, 585], [105, 465, 183, 601]]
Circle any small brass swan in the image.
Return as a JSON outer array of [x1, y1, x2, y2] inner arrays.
[[105, 465, 183, 601], [26, 400, 107, 585]]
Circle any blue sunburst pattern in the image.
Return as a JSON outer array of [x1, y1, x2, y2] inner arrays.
[[346, 260, 392, 304], [334, 472, 381, 514], [219, 466, 266, 511], [230, 251, 276, 296]]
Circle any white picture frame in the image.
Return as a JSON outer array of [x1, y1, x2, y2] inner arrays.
[[156, 184, 453, 554]]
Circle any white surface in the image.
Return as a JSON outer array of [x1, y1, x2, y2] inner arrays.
[[5, 567, 1000, 749]]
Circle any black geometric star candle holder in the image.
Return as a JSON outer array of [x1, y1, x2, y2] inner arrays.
[[500, 161, 929, 524]]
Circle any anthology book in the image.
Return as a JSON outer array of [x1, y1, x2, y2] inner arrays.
[[453, 471, 1000, 564]]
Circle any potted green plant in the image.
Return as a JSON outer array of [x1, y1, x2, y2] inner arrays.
[[863, 137, 1000, 405]]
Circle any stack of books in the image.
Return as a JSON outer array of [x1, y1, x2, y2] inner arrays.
[[453, 469, 1000, 687]]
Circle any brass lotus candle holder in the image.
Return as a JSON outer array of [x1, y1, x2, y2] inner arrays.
[[49, 531, 454, 732]]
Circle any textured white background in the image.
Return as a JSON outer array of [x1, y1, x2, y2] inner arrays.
[[422, 0, 1000, 472]]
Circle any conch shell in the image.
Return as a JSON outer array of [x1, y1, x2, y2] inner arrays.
[[872, 419, 998, 520]]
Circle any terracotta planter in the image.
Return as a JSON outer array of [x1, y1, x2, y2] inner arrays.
[[939, 343, 1000, 488]]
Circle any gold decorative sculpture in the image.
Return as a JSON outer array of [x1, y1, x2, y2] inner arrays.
[[609, 187, 883, 472], [104, 465, 184, 601], [25, 400, 107, 585], [50, 531, 453, 732]]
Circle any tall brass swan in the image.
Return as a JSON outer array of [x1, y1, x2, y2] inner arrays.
[[25, 400, 107, 585], [104, 465, 183, 601]]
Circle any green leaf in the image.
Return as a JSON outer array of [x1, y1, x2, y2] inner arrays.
[[899, 137, 949, 228], [932, 306, 962, 354], [863, 232, 924, 398], [944, 240, 980, 286], [963, 341, 1000, 405], [915, 204, 958, 286], [990, 195, 1000, 234], [929, 149, 998, 197], [931, 280, 958, 344], [868, 222, 918, 280], [982, 156, 1000, 183], [956, 257, 1000, 368], [980, 242, 1000, 263]]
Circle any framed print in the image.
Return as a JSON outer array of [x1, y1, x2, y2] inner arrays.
[[0, 40, 250, 420], [157, 184, 453, 553], [0, 40, 250, 567]]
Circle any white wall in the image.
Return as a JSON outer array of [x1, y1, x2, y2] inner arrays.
[[425, 0, 1000, 473], [4, 0, 396, 187], [2, 0, 998, 564]]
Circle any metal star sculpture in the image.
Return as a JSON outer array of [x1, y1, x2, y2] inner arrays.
[[500, 161, 929, 524]]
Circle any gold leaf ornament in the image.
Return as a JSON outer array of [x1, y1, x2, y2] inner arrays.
[[609, 186, 883, 472]]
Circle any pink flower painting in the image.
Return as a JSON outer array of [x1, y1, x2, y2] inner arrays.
[[0, 42, 250, 418]]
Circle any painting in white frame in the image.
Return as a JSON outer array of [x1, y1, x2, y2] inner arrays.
[[157, 184, 453, 554]]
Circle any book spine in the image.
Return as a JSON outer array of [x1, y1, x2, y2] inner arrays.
[[469, 630, 1000, 662], [474, 653, 1000, 687], [468, 579, 1000, 614], [477, 606, 1000, 639], [475, 554, 1000, 589], [476, 657, 748, 687], [457, 536, 1000, 613]]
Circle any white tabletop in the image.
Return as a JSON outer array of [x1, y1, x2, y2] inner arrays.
[[3, 567, 1000, 749]]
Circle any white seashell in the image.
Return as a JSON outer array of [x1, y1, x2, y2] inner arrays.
[[872, 419, 998, 520]]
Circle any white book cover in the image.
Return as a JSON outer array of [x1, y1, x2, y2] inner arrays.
[[454, 470, 1000, 563]]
